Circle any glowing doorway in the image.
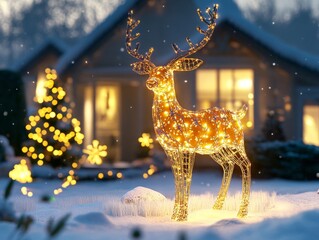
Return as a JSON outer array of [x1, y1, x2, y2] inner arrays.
[[83, 84, 120, 162]]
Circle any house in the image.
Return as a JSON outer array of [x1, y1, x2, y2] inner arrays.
[[17, 0, 319, 163]]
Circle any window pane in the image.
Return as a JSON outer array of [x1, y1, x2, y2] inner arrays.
[[196, 68, 254, 129], [234, 69, 254, 128], [196, 70, 217, 109], [234, 69, 253, 100], [219, 69, 233, 107]]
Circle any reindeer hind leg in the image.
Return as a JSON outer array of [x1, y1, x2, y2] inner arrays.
[[234, 147, 251, 218], [210, 148, 234, 210]]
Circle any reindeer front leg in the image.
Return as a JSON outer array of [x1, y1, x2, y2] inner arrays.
[[166, 150, 181, 220], [166, 149, 195, 221], [237, 159, 251, 217]]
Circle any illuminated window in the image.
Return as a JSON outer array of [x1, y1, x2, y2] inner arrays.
[[35, 73, 47, 102], [303, 105, 319, 146], [84, 86, 93, 147], [196, 69, 254, 128]]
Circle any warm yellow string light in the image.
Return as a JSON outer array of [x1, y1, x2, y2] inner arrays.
[[127, 3, 251, 221], [23, 68, 85, 167]]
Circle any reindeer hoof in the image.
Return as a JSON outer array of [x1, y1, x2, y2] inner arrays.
[[172, 214, 187, 221], [171, 213, 177, 220], [237, 209, 248, 218], [212, 199, 224, 210], [171, 206, 179, 220], [212, 202, 223, 210], [171, 208, 188, 221]]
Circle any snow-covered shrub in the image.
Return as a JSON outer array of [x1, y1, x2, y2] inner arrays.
[[246, 139, 319, 180], [121, 186, 166, 204]]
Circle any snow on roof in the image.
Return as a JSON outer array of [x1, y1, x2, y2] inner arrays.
[[12, 37, 68, 72], [196, 0, 319, 72], [57, 0, 319, 74], [55, 0, 139, 74]]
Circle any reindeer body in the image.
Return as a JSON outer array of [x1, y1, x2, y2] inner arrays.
[[151, 68, 245, 153], [126, 4, 251, 221]]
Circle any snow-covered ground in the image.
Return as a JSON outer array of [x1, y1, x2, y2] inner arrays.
[[0, 170, 318, 240]]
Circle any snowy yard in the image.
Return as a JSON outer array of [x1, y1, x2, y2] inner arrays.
[[0, 170, 319, 240]]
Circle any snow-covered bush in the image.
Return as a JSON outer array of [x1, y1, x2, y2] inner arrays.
[[121, 186, 166, 204], [246, 139, 319, 180]]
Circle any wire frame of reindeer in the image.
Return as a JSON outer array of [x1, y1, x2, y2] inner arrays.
[[126, 3, 251, 221]]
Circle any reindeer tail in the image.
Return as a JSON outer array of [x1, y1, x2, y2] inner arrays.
[[236, 105, 248, 120]]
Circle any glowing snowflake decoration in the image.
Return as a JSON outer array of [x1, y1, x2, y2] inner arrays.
[[9, 159, 33, 183], [83, 140, 107, 165], [138, 133, 154, 148]]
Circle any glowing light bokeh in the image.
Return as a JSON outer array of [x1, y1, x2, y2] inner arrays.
[[9, 159, 33, 183], [83, 140, 107, 165], [138, 133, 154, 148]]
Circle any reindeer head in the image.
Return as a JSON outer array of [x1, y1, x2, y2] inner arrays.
[[126, 5, 218, 93]]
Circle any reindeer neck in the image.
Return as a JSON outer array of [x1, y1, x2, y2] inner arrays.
[[153, 83, 180, 107]]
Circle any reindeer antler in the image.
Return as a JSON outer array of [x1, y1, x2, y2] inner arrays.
[[169, 4, 219, 65], [126, 10, 154, 62]]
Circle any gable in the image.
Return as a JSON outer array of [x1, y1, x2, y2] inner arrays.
[[57, 0, 212, 74], [21, 47, 63, 75], [57, 0, 319, 85]]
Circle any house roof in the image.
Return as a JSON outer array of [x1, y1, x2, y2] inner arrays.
[[209, 0, 319, 72], [55, 0, 139, 74], [56, 0, 319, 74], [12, 38, 68, 72]]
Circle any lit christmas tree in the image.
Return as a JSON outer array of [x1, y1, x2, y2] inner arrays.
[[22, 68, 84, 168]]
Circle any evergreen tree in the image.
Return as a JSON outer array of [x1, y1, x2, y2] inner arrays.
[[22, 68, 84, 168], [262, 110, 286, 142]]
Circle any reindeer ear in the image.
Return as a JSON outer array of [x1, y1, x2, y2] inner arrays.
[[131, 61, 155, 75], [171, 58, 203, 71]]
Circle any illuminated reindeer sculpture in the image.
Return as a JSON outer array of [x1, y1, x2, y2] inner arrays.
[[126, 4, 251, 221]]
